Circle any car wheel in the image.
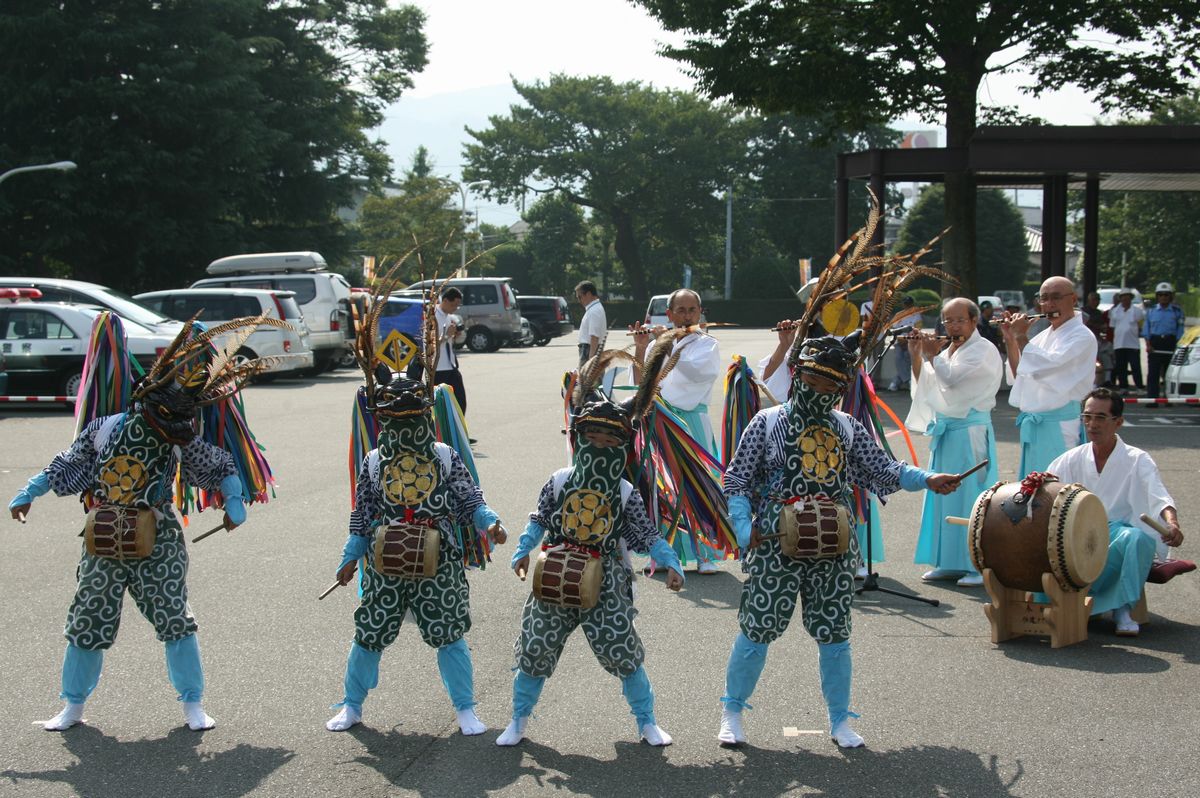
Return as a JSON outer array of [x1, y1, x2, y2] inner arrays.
[[467, 326, 494, 353], [336, 348, 357, 369], [63, 371, 82, 399], [234, 347, 256, 368], [535, 336, 550, 346]]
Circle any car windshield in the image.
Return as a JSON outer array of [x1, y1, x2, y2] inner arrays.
[[94, 286, 173, 324], [649, 297, 668, 315]]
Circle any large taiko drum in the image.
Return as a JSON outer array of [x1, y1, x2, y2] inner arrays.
[[778, 499, 852, 559], [532, 547, 602, 609], [372, 522, 439, 578], [85, 505, 156, 559], [967, 479, 1109, 592]]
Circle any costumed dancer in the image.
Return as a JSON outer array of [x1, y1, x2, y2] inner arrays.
[[327, 284, 505, 735], [8, 313, 278, 731], [1000, 276, 1097, 477], [906, 298, 1002, 587], [718, 207, 963, 749], [1045, 388, 1184, 636], [631, 288, 724, 573], [497, 353, 685, 747]]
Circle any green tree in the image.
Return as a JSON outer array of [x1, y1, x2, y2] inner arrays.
[[463, 75, 747, 302], [0, 1, 428, 292], [523, 194, 589, 296], [632, 0, 1200, 297], [1071, 92, 1200, 291], [895, 185, 1029, 295]]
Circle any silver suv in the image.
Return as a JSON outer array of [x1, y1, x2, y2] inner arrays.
[[404, 278, 522, 352]]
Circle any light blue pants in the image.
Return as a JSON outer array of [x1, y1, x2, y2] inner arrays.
[[1089, 521, 1157, 615], [339, 638, 476, 712], [510, 665, 657, 731]]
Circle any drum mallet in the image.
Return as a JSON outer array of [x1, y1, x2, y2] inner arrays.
[[1140, 513, 1174, 542], [16, 511, 27, 524], [191, 521, 229, 543], [945, 516, 969, 526], [951, 459, 989, 483], [317, 582, 342, 600]]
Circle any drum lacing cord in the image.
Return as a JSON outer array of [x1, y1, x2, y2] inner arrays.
[[106, 506, 139, 562], [768, 492, 834, 506], [1017, 471, 1053, 499], [397, 507, 436, 526], [542, 541, 602, 558]]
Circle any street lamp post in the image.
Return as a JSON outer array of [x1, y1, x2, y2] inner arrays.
[[456, 180, 490, 275], [0, 160, 77, 186]]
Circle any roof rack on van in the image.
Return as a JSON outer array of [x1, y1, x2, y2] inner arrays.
[[206, 251, 328, 276]]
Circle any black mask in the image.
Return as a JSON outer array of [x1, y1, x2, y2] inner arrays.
[[138, 382, 197, 445], [374, 375, 432, 418]]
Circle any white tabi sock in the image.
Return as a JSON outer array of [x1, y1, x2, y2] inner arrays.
[[640, 723, 673, 746], [325, 706, 362, 732], [42, 703, 85, 731], [183, 702, 216, 731], [831, 718, 865, 748], [495, 716, 528, 746], [456, 707, 486, 736], [717, 708, 746, 745]]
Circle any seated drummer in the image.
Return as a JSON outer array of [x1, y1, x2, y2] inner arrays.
[[497, 397, 684, 748], [1046, 388, 1184, 636]]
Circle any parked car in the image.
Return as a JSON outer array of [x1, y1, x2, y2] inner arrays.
[[1164, 325, 1200, 398], [404, 278, 521, 352], [0, 302, 173, 398], [993, 290, 1027, 313], [516, 295, 573, 346], [516, 316, 535, 347], [1096, 286, 1144, 313], [644, 294, 670, 327], [134, 288, 314, 377], [0, 276, 184, 336], [191, 252, 352, 373]]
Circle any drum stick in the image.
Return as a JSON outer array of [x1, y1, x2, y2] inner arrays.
[[317, 582, 341, 600], [1140, 513, 1173, 539], [945, 516, 970, 526], [952, 459, 989, 483], [516, 564, 527, 581], [16, 511, 26, 524], [191, 522, 228, 543]]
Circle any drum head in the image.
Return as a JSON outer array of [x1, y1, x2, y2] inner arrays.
[[1053, 486, 1109, 588], [966, 483, 1000, 574]]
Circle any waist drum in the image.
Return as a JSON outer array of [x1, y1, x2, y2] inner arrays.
[[372, 522, 439, 579], [532, 547, 602, 609], [84, 505, 157, 560], [777, 499, 852, 559]]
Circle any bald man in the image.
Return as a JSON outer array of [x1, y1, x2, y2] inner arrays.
[[1001, 277, 1097, 477]]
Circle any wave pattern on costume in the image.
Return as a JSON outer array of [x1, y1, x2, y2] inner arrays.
[[355, 536, 470, 650], [516, 559, 643, 678]]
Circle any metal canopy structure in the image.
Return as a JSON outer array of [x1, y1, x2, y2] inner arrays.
[[836, 125, 1200, 295]]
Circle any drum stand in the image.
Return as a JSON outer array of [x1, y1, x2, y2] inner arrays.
[[982, 569, 1091, 649], [855, 504, 940, 606]]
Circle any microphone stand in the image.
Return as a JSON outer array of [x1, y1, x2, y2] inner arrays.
[[854, 331, 939, 606]]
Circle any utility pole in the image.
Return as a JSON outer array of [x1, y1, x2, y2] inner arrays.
[[724, 186, 733, 300]]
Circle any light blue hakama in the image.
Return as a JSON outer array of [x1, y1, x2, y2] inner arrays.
[[1017, 402, 1083, 478], [913, 410, 998, 572], [855, 497, 884, 564], [1088, 521, 1157, 615]]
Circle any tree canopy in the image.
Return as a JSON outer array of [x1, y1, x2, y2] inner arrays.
[[0, 1, 428, 292], [632, 0, 1200, 296], [462, 74, 746, 302]]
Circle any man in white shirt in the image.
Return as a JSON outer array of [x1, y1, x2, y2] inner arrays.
[[632, 289, 723, 573], [906, 298, 1002, 587], [1046, 388, 1183, 636], [1107, 289, 1145, 391], [1000, 276, 1097, 477], [575, 281, 607, 366], [407, 287, 468, 414]]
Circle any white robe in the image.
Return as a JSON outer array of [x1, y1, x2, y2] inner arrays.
[[659, 332, 721, 412], [757, 353, 790, 405], [1047, 437, 1175, 559], [905, 330, 1002, 433], [1007, 312, 1097, 413]]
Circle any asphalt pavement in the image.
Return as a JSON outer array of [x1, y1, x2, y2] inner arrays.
[[1, 330, 1198, 798]]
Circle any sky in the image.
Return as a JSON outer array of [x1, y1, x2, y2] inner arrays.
[[386, 0, 1116, 223]]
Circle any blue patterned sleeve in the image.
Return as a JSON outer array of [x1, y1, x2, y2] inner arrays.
[[618, 489, 661, 554], [844, 416, 903, 498], [444, 448, 485, 525], [349, 456, 379, 538], [723, 412, 769, 500], [530, 478, 557, 529], [44, 418, 106, 497], [179, 439, 237, 490]]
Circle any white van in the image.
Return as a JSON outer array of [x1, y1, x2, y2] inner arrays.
[[190, 252, 351, 372], [135, 288, 314, 377]]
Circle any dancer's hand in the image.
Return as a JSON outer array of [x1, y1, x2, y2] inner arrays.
[[665, 570, 683, 591], [487, 521, 507, 545], [10, 503, 30, 523], [926, 474, 961, 495], [221, 511, 242, 532], [336, 560, 357, 586], [513, 555, 530, 581]]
